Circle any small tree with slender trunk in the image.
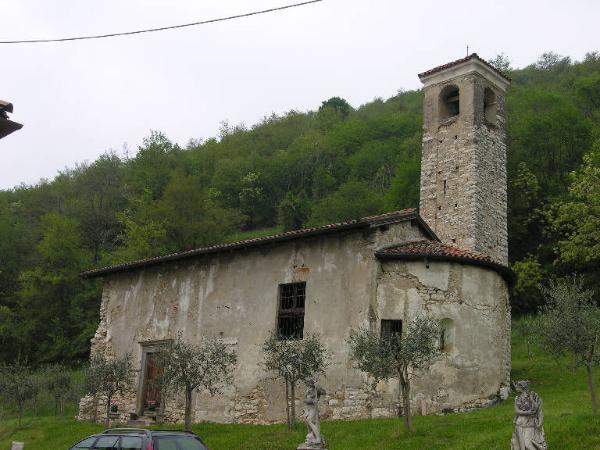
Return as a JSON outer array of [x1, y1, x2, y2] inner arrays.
[[514, 316, 537, 360], [0, 360, 39, 426], [84, 353, 136, 428], [44, 363, 72, 415], [537, 276, 600, 414], [262, 332, 329, 429], [157, 334, 237, 431], [348, 316, 440, 431]]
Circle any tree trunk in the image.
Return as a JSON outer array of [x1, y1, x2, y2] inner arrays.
[[587, 341, 598, 415], [184, 387, 193, 431], [399, 371, 412, 431], [290, 380, 296, 427], [587, 362, 598, 414], [60, 397, 65, 415], [285, 378, 291, 429], [396, 378, 402, 417], [18, 401, 23, 426], [105, 395, 112, 429], [92, 394, 98, 422]]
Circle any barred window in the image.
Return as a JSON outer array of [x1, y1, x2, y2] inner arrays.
[[380, 319, 402, 341], [277, 282, 305, 339]]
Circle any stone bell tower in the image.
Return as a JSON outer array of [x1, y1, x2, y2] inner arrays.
[[418, 54, 511, 266]]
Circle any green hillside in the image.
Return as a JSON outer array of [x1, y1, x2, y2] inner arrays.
[[1, 52, 599, 364]]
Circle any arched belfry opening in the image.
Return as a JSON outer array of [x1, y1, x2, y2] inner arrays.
[[484, 87, 497, 124], [439, 85, 460, 120]]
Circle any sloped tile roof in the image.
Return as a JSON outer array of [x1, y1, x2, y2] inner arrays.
[[418, 53, 511, 81], [376, 240, 515, 284], [377, 240, 492, 262], [82, 208, 436, 279]]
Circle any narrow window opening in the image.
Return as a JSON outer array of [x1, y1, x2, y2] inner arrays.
[[484, 87, 497, 124], [277, 282, 305, 339], [443, 180, 447, 194], [440, 318, 455, 352], [440, 85, 460, 120], [381, 319, 402, 341]]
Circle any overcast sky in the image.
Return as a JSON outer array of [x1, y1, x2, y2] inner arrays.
[[1, 0, 598, 189]]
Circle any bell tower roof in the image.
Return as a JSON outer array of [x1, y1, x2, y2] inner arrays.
[[418, 53, 511, 90]]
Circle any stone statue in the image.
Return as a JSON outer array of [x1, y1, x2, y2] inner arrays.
[[511, 380, 547, 450], [298, 378, 327, 450]]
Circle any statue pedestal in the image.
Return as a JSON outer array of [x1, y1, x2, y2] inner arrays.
[[297, 445, 327, 450]]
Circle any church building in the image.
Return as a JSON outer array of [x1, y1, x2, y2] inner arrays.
[[78, 54, 513, 424]]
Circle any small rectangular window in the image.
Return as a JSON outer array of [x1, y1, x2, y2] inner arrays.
[[380, 319, 402, 341], [277, 282, 305, 339]]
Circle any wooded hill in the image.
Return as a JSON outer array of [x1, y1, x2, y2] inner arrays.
[[1, 52, 599, 365]]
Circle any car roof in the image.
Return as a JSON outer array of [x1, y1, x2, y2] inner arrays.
[[101, 428, 151, 436], [100, 428, 199, 437]]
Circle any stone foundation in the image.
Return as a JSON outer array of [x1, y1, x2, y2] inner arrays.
[[78, 380, 508, 425]]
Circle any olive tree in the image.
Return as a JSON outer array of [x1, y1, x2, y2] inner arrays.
[[44, 363, 72, 415], [348, 316, 440, 431], [84, 353, 136, 428], [157, 334, 237, 431], [262, 332, 329, 429], [0, 360, 39, 425], [513, 316, 537, 360], [537, 277, 600, 414]]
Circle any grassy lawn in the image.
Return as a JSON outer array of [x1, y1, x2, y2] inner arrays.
[[1, 330, 600, 449]]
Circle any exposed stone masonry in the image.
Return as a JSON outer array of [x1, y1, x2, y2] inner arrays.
[[420, 68, 509, 266]]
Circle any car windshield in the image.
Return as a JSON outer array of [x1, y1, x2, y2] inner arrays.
[[93, 436, 119, 450], [121, 436, 143, 450], [153, 436, 207, 450], [72, 436, 96, 449]]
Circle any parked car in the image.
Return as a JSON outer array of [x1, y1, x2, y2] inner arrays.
[[69, 428, 210, 450]]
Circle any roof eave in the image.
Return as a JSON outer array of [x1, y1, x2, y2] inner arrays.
[[81, 209, 425, 280], [413, 215, 440, 242], [418, 54, 511, 91], [0, 117, 23, 139], [81, 220, 371, 279], [375, 251, 516, 286]]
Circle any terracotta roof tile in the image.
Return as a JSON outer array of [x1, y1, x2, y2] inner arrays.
[[376, 240, 515, 284], [418, 53, 511, 81], [377, 240, 492, 262], [82, 208, 431, 279]]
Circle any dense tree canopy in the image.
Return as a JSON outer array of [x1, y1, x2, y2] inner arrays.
[[0, 52, 599, 365]]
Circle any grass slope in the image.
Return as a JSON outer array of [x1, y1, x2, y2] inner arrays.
[[1, 330, 599, 450]]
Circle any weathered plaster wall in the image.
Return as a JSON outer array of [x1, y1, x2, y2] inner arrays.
[[80, 221, 426, 423], [375, 260, 511, 415], [79, 219, 510, 424]]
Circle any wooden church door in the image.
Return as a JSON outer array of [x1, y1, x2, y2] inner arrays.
[[141, 352, 161, 413]]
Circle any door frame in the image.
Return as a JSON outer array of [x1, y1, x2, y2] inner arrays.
[[136, 340, 169, 416]]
